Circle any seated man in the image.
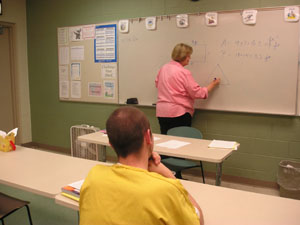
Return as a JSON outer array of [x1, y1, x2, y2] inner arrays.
[[79, 106, 204, 225]]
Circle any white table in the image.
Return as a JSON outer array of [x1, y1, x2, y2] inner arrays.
[[0, 146, 104, 198], [55, 179, 300, 225], [78, 132, 236, 185]]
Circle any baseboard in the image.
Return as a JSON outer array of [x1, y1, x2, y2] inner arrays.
[[21, 142, 71, 155], [183, 167, 279, 189]]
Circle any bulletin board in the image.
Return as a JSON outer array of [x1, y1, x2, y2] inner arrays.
[[57, 22, 118, 104]]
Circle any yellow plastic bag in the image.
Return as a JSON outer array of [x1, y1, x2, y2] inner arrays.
[[0, 128, 18, 152]]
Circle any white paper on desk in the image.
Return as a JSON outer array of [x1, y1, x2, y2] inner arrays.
[[156, 140, 190, 149], [153, 137, 160, 141], [208, 140, 238, 150], [68, 179, 84, 190]]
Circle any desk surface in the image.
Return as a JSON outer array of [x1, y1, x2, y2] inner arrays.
[[55, 179, 300, 225], [0, 146, 103, 198], [78, 132, 235, 163]]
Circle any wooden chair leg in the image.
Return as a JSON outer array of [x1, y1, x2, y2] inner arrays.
[[200, 161, 205, 184], [1, 219, 5, 225]]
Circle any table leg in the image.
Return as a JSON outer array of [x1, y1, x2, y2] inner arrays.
[[215, 162, 223, 186], [98, 145, 107, 162]]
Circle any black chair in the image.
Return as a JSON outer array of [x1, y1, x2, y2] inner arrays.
[[0, 192, 33, 225], [162, 126, 205, 183]]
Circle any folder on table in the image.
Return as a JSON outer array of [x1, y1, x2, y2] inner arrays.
[[208, 140, 239, 150]]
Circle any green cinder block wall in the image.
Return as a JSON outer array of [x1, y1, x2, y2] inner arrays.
[[27, 0, 300, 182]]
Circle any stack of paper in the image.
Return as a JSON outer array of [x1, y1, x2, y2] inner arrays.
[[156, 140, 190, 149], [61, 179, 84, 201], [208, 140, 239, 150]]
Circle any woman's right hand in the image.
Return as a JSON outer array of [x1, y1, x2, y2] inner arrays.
[[207, 78, 220, 92]]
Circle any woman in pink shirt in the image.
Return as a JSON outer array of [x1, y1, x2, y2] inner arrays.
[[155, 43, 220, 134]]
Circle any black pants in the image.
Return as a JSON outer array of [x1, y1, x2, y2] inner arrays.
[[158, 113, 192, 134]]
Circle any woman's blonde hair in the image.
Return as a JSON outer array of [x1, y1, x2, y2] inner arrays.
[[171, 43, 193, 62]]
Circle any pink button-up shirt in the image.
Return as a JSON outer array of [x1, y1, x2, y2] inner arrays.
[[155, 61, 208, 117]]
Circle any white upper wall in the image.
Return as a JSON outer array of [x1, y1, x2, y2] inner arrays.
[[0, 0, 32, 143]]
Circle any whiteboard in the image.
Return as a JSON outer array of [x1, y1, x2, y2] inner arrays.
[[119, 9, 299, 115]]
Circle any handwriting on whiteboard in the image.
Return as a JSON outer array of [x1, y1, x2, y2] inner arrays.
[[219, 35, 280, 63], [120, 36, 139, 43]]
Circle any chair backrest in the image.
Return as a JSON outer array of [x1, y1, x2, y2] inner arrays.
[[167, 126, 203, 139]]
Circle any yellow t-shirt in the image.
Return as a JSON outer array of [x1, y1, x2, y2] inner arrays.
[[79, 164, 199, 225]]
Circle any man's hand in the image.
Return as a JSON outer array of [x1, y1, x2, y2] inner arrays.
[[150, 152, 161, 165], [148, 159, 175, 179]]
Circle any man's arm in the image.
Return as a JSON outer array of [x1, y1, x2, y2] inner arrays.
[[148, 159, 204, 225], [188, 192, 204, 225], [148, 158, 175, 178]]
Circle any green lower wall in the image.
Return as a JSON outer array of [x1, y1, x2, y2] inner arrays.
[[27, 0, 300, 182]]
